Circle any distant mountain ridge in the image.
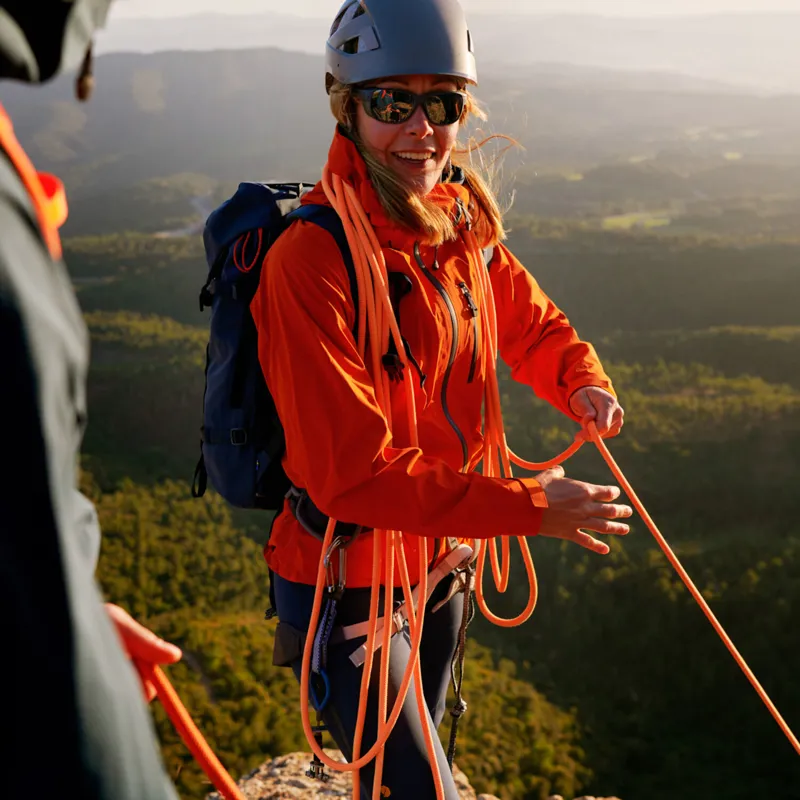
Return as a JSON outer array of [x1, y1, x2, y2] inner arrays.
[[4, 46, 800, 214], [93, 11, 800, 93]]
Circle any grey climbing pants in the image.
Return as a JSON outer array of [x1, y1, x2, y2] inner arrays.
[[272, 571, 465, 800]]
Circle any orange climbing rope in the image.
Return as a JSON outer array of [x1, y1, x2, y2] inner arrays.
[[143, 171, 798, 800], [587, 423, 800, 758], [138, 663, 245, 800]]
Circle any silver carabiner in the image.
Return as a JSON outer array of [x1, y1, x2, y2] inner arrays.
[[323, 536, 346, 569], [323, 536, 347, 595], [337, 547, 347, 592]]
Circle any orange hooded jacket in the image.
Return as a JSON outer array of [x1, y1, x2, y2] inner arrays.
[[251, 129, 615, 588]]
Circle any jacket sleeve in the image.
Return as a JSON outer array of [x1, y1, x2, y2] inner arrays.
[[251, 221, 546, 538], [0, 163, 178, 800], [490, 243, 615, 419]]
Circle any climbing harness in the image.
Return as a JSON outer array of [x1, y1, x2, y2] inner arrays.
[[140, 167, 799, 800], [340, 543, 474, 669]]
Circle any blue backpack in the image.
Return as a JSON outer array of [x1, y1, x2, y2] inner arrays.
[[191, 182, 356, 512]]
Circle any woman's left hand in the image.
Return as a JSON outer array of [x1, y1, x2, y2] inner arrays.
[[569, 387, 625, 438]]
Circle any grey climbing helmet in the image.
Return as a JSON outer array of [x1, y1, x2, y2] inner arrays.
[[326, 0, 478, 88]]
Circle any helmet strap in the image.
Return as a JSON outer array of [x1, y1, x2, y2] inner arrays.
[[442, 156, 454, 183]]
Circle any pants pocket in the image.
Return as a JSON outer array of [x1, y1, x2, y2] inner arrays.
[[272, 621, 306, 668]]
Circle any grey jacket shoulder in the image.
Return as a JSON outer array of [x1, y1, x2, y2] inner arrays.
[[0, 147, 177, 800]]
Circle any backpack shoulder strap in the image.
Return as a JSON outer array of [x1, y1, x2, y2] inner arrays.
[[287, 204, 358, 312], [281, 204, 363, 539]]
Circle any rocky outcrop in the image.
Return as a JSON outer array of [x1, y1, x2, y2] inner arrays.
[[207, 752, 621, 800], [207, 751, 475, 799]]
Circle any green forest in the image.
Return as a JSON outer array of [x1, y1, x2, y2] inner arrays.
[[77, 222, 800, 799], [23, 43, 797, 800]]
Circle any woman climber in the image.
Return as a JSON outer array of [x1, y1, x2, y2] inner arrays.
[[251, 0, 632, 797]]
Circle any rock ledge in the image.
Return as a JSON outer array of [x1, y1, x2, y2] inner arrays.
[[208, 752, 622, 800]]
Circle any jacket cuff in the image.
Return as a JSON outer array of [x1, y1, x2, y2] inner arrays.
[[512, 478, 547, 535], [515, 477, 548, 508], [508, 477, 547, 540]]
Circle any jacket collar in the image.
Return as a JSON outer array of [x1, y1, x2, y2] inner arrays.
[[304, 126, 476, 246]]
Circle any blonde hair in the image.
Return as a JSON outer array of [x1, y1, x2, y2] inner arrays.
[[328, 79, 511, 247]]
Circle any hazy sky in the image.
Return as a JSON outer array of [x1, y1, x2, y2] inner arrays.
[[110, 0, 800, 19]]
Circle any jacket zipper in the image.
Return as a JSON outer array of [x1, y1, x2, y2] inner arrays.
[[387, 272, 427, 387], [457, 281, 479, 384], [414, 242, 469, 472]]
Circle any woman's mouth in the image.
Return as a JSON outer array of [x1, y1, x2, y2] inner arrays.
[[393, 151, 436, 167]]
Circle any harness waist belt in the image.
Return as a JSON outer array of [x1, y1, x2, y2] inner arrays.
[[341, 543, 475, 668], [286, 485, 364, 541]]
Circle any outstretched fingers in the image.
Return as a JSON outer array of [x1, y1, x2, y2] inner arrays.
[[567, 517, 630, 554], [588, 484, 623, 503], [580, 518, 631, 536], [569, 530, 611, 555], [589, 501, 633, 521]]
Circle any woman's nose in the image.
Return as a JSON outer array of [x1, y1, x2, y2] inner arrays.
[[404, 105, 434, 137]]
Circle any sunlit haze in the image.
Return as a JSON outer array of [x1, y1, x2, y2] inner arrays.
[[110, 0, 800, 19]]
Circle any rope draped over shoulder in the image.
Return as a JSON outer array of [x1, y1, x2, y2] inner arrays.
[[297, 167, 440, 799]]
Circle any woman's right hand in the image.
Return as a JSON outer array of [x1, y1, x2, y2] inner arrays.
[[536, 466, 632, 555]]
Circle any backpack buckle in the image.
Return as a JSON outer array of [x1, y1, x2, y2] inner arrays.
[[199, 279, 216, 311], [230, 428, 248, 446]]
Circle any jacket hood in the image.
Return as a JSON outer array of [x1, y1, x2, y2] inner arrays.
[[0, 0, 112, 83], [304, 126, 480, 245]]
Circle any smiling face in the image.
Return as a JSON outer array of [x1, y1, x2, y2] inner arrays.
[[354, 74, 462, 198]]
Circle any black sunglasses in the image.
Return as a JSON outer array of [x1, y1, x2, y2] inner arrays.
[[355, 87, 466, 126]]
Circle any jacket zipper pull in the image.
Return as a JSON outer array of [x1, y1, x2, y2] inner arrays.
[[458, 282, 479, 384], [458, 282, 478, 316]]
